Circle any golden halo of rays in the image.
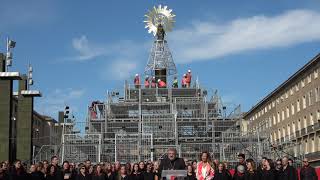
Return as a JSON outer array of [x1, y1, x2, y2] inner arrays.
[[144, 5, 176, 36]]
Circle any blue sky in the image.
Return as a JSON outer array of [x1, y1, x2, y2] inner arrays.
[[1, 1, 320, 122]]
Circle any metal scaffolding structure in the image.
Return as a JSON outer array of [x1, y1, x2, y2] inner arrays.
[[53, 84, 274, 164]]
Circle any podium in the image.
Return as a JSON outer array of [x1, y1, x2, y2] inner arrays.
[[161, 170, 187, 180]]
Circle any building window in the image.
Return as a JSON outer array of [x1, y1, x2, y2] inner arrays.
[[298, 119, 301, 130], [314, 69, 319, 79], [310, 113, 314, 126], [305, 140, 308, 154], [311, 138, 315, 152], [292, 122, 296, 134], [273, 115, 276, 125], [282, 127, 286, 140], [308, 91, 313, 106], [303, 95, 307, 109], [315, 87, 319, 102], [290, 88, 294, 95], [295, 84, 299, 91], [307, 74, 312, 83], [317, 110, 320, 121], [297, 99, 300, 112], [282, 110, 285, 121], [285, 91, 289, 99], [269, 117, 272, 128], [286, 106, 290, 118], [301, 79, 305, 87], [303, 116, 307, 128], [272, 101, 275, 107], [291, 103, 295, 115], [287, 124, 291, 139], [278, 129, 281, 140], [277, 112, 280, 123], [268, 104, 271, 110]]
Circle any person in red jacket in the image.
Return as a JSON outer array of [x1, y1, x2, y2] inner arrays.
[[157, 79, 166, 88], [151, 76, 156, 88], [181, 74, 187, 88], [186, 69, 192, 88], [144, 76, 150, 88], [134, 74, 140, 88]]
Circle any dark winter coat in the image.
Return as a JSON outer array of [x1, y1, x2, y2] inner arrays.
[[130, 172, 144, 180], [213, 170, 232, 180], [232, 172, 245, 180], [143, 172, 154, 180], [159, 158, 186, 171], [244, 170, 260, 180], [184, 173, 196, 180], [277, 165, 298, 180], [9, 168, 29, 180], [30, 171, 45, 180], [261, 169, 276, 180], [300, 166, 318, 180], [76, 174, 91, 180], [105, 172, 116, 180], [92, 173, 106, 180]]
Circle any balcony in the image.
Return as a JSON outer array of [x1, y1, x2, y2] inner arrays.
[[300, 128, 307, 136], [313, 123, 320, 131], [307, 125, 314, 134]]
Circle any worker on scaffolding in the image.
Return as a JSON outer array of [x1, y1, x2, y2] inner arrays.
[[144, 75, 150, 88], [151, 76, 156, 88], [186, 69, 192, 88], [181, 74, 187, 88], [157, 79, 166, 88], [172, 76, 178, 88], [134, 74, 140, 88]]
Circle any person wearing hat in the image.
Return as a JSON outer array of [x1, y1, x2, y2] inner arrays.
[[151, 76, 156, 88], [172, 76, 178, 88], [186, 69, 192, 88], [144, 75, 150, 88], [182, 74, 187, 88], [157, 79, 166, 88], [134, 74, 140, 89]]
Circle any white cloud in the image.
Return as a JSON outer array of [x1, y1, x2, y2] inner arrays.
[[69, 9, 320, 79], [72, 35, 109, 61], [35, 88, 85, 119], [169, 9, 320, 63], [108, 60, 138, 80], [71, 35, 148, 62], [70, 35, 149, 80]]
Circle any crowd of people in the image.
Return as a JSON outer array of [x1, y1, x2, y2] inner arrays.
[[134, 69, 192, 89], [0, 148, 318, 180]]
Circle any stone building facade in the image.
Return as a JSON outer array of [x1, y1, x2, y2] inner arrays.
[[244, 53, 320, 164]]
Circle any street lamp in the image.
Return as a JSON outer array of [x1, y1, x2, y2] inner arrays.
[[6, 38, 16, 71], [28, 64, 33, 88]]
